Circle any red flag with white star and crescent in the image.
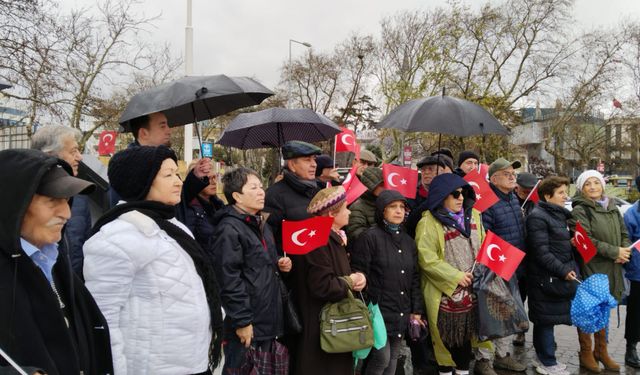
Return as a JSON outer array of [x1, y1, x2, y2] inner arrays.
[[282, 216, 334, 255], [476, 230, 525, 281], [574, 221, 597, 263], [381, 163, 418, 199], [464, 167, 499, 212]]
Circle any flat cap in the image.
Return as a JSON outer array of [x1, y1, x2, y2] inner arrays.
[[417, 154, 454, 170], [282, 140, 322, 160], [516, 172, 538, 188], [359, 149, 378, 164]]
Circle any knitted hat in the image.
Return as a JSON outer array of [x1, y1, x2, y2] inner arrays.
[[308, 186, 346, 215], [457, 150, 480, 167], [315, 154, 334, 177], [108, 145, 177, 202], [360, 167, 383, 192], [576, 170, 606, 192]]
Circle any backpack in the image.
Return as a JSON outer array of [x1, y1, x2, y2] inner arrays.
[[320, 288, 373, 353]]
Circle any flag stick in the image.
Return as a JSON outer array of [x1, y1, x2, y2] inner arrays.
[[521, 180, 541, 209], [470, 260, 477, 274], [0, 346, 28, 375], [332, 134, 337, 169], [570, 275, 583, 284]]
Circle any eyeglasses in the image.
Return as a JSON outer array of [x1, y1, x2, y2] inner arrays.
[[450, 190, 463, 199], [497, 172, 517, 178]]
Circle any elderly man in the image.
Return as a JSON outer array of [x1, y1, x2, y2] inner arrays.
[[0, 149, 112, 375], [475, 157, 528, 374], [352, 149, 378, 176], [455, 150, 480, 177], [264, 140, 322, 251], [31, 125, 91, 276], [515, 172, 538, 217]]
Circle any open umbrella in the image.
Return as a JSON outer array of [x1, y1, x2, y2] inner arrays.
[[376, 94, 509, 137], [0, 80, 12, 91], [570, 274, 618, 333], [118, 75, 273, 131], [217, 108, 341, 150]]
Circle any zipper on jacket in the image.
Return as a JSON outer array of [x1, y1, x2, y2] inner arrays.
[[50, 279, 69, 328]]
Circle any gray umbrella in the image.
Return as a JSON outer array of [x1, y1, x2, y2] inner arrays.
[[0, 80, 12, 91], [118, 75, 274, 131], [376, 95, 509, 137], [217, 108, 341, 149]]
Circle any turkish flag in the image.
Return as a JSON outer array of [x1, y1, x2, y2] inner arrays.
[[524, 182, 540, 205], [335, 127, 358, 153], [479, 163, 489, 179], [382, 163, 418, 199], [476, 231, 526, 281], [574, 221, 597, 263], [342, 165, 358, 191], [282, 216, 334, 255], [98, 130, 117, 155], [345, 174, 368, 205], [631, 239, 640, 253], [464, 168, 499, 212]]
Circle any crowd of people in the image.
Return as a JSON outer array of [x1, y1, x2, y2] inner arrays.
[[0, 112, 639, 375]]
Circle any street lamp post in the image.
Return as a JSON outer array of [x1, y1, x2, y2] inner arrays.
[[288, 39, 311, 108]]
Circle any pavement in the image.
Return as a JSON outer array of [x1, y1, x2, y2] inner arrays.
[[212, 306, 636, 375], [508, 305, 637, 375]]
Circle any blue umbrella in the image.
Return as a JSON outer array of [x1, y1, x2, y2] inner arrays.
[[570, 274, 618, 333]]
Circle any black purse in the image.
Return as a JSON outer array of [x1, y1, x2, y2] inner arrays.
[[277, 274, 302, 334]]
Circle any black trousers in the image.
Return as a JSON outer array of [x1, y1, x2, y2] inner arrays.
[[626, 280, 640, 343], [438, 340, 472, 372]]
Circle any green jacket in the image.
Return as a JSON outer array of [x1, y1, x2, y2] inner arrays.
[[345, 192, 377, 244], [415, 209, 491, 366], [569, 194, 630, 301]]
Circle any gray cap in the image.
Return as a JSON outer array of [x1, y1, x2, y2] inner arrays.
[[37, 164, 95, 198], [282, 140, 322, 160], [516, 172, 537, 188], [488, 157, 521, 177], [359, 149, 378, 164], [417, 154, 454, 170]]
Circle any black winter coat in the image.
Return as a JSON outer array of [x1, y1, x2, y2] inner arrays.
[[182, 194, 225, 258], [264, 170, 320, 251], [210, 205, 284, 341], [0, 149, 113, 375], [351, 223, 425, 336], [525, 201, 578, 325]]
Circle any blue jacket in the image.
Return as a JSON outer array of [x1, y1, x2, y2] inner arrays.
[[482, 184, 526, 252], [623, 202, 640, 281]]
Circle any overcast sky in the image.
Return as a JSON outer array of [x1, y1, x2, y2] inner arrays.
[[60, 0, 640, 95]]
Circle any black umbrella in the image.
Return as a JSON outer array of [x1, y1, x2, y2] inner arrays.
[[118, 75, 274, 131], [376, 95, 509, 137], [0, 80, 12, 91], [217, 108, 341, 150]]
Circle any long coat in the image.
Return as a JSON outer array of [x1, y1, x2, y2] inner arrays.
[[525, 201, 578, 325], [290, 231, 353, 375], [415, 209, 490, 367], [569, 194, 630, 301]]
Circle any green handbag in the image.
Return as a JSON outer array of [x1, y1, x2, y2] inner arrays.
[[320, 289, 374, 353]]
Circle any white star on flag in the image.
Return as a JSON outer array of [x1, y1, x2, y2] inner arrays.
[[582, 243, 587, 250], [498, 254, 507, 262], [308, 230, 317, 237], [476, 194, 482, 200], [400, 178, 407, 185]]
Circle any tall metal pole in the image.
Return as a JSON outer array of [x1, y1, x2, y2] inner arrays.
[[287, 39, 311, 109], [183, 0, 194, 163]]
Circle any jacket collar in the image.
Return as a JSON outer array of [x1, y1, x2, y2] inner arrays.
[[490, 183, 515, 202]]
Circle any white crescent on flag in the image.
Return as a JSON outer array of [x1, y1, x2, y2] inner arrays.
[[387, 172, 400, 187], [343, 172, 353, 186], [468, 181, 480, 192], [291, 228, 308, 246], [102, 133, 114, 143], [575, 231, 587, 250], [486, 244, 501, 261], [341, 134, 353, 146]]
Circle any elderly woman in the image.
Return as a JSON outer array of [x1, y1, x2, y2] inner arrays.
[[83, 146, 223, 374], [525, 176, 577, 375], [415, 173, 483, 375], [351, 190, 425, 375], [570, 170, 631, 372], [291, 186, 367, 375], [210, 167, 292, 372]]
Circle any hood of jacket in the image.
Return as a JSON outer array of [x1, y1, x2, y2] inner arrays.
[[374, 190, 407, 227], [0, 149, 71, 257], [425, 173, 476, 213]]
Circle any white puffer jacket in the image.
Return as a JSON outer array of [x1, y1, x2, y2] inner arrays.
[[83, 210, 211, 375]]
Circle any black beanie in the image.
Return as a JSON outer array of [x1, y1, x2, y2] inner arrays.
[[108, 145, 178, 202], [457, 150, 480, 167]]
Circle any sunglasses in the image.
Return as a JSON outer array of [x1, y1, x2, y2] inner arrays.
[[450, 190, 463, 199]]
